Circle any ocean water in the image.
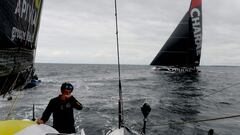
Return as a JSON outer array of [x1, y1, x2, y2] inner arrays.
[[1, 63, 240, 135]]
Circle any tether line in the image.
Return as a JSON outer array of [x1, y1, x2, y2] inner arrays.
[[155, 82, 240, 127], [4, 72, 24, 120], [5, 90, 23, 120], [151, 114, 240, 127], [203, 81, 240, 98]]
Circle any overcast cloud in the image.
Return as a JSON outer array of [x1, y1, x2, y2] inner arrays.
[[36, 0, 240, 65]]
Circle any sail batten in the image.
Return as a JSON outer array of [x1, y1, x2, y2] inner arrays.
[[151, 0, 202, 69]]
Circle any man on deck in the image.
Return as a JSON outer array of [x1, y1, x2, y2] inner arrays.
[[36, 82, 83, 133]]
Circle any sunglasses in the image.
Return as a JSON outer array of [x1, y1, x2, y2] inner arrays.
[[63, 85, 73, 91]]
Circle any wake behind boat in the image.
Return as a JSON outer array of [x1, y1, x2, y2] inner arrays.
[[151, 0, 202, 73]]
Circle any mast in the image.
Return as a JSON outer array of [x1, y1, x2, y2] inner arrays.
[[114, 0, 124, 128]]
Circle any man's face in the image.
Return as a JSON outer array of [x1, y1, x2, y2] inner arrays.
[[62, 89, 72, 96]]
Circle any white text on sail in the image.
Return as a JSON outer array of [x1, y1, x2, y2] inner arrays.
[[14, 0, 38, 28], [190, 8, 201, 56], [11, 0, 40, 44]]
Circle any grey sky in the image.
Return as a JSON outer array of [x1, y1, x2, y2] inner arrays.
[[36, 0, 240, 65]]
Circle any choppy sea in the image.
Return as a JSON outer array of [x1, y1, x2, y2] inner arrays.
[[1, 63, 240, 135]]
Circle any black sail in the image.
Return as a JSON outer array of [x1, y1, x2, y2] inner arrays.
[[151, 0, 202, 67], [0, 0, 43, 96]]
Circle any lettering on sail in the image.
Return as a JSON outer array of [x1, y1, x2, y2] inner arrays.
[[190, 8, 201, 56], [11, 0, 39, 44]]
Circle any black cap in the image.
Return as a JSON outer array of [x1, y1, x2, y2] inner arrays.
[[61, 82, 74, 92]]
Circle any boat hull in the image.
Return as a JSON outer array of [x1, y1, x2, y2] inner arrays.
[[152, 66, 199, 73], [24, 79, 41, 89], [0, 120, 58, 135], [0, 119, 86, 135], [106, 127, 137, 135]]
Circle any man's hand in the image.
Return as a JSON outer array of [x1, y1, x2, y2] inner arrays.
[[36, 118, 44, 124]]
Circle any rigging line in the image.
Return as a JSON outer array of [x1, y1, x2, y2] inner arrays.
[[114, 0, 123, 128], [157, 82, 240, 113], [203, 81, 240, 98], [3, 72, 20, 97], [1, 72, 17, 97], [155, 82, 240, 126], [5, 90, 23, 120], [5, 73, 23, 120], [150, 114, 240, 127]]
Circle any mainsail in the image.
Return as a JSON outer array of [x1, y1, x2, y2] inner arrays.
[[151, 0, 202, 69], [0, 0, 43, 96]]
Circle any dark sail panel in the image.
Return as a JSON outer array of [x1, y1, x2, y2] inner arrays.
[[0, 0, 43, 96], [151, 0, 202, 68], [151, 12, 193, 66]]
